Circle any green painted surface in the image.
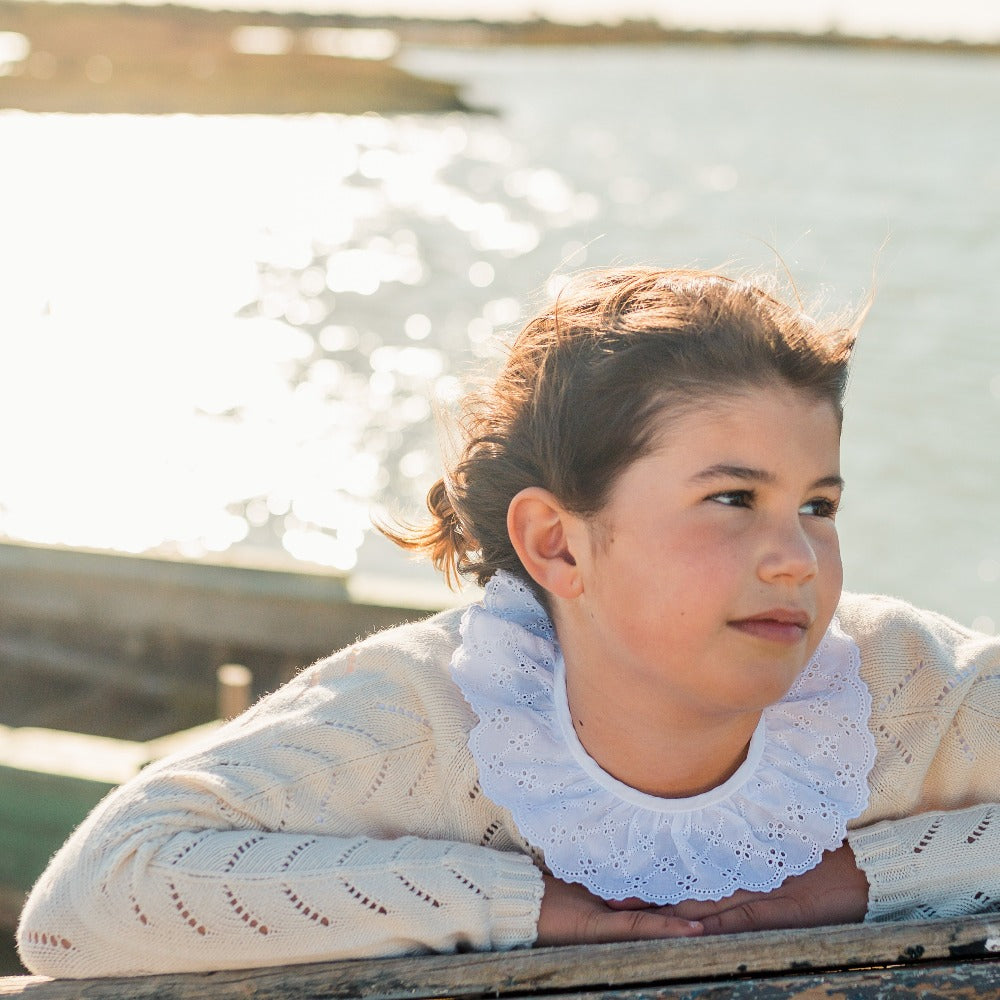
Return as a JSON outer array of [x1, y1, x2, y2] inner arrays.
[[0, 765, 115, 892]]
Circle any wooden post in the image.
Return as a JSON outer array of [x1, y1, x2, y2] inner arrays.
[[216, 664, 252, 720]]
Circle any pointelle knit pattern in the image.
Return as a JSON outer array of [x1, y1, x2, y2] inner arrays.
[[17, 590, 1000, 977]]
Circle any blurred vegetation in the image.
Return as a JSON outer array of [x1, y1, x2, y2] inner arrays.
[[0, 1, 473, 113]]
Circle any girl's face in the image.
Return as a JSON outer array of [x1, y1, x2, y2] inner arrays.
[[561, 384, 844, 726]]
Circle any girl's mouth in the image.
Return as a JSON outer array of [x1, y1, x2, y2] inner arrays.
[[729, 610, 810, 644]]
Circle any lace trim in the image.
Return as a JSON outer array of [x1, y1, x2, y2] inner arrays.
[[451, 570, 876, 903]]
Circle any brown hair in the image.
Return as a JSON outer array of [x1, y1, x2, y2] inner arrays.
[[382, 267, 860, 590]]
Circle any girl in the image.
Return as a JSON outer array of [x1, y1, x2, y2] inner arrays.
[[18, 268, 1000, 978]]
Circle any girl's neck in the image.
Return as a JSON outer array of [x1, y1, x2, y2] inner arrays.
[[563, 664, 763, 800]]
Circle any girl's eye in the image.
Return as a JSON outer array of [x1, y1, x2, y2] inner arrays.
[[710, 490, 754, 508], [800, 497, 839, 519]]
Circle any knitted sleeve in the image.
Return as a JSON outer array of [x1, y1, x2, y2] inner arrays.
[[16, 616, 545, 978], [849, 805, 1000, 920], [838, 594, 1000, 922]]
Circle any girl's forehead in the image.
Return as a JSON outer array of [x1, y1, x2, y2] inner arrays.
[[653, 384, 840, 432], [643, 387, 842, 466]]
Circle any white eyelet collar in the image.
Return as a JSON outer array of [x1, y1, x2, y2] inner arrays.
[[450, 570, 875, 903]]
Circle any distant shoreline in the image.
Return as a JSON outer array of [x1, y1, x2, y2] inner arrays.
[[328, 13, 1000, 54], [0, 1, 997, 116]]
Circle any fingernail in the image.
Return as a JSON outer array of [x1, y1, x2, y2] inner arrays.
[[688, 921, 703, 931]]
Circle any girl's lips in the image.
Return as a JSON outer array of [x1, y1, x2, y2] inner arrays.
[[729, 611, 811, 644]]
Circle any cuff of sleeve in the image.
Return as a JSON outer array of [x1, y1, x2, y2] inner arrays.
[[847, 820, 932, 923], [487, 851, 545, 950]]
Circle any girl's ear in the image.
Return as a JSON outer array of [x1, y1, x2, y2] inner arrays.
[[507, 487, 583, 600]]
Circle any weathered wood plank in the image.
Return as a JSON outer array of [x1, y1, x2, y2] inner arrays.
[[0, 540, 424, 652], [0, 539, 446, 738], [541, 959, 1000, 998], [0, 637, 173, 701], [2, 914, 998, 999]]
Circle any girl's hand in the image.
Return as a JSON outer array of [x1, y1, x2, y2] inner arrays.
[[662, 843, 870, 935], [535, 875, 704, 946]]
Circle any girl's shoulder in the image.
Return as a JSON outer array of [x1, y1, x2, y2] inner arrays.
[[318, 604, 468, 675], [836, 591, 998, 701], [837, 590, 988, 642], [233, 604, 474, 740], [140, 605, 478, 790]]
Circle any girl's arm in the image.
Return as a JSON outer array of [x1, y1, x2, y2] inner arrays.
[[646, 803, 1000, 934], [19, 820, 544, 977], [17, 614, 705, 978], [848, 803, 1000, 921], [16, 617, 545, 978], [652, 841, 868, 933], [843, 592, 1000, 921]]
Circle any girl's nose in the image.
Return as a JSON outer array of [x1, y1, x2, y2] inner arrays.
[[757, 519, 819, 583]]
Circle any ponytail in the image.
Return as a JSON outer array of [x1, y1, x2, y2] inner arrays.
[[377, 476, 473, 590]]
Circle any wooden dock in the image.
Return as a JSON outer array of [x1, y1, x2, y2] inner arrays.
[[0, 539, 442, 739], [2, 913, 999, 998]]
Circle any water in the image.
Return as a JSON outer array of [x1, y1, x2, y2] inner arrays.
[[0, 43, 998, 627]]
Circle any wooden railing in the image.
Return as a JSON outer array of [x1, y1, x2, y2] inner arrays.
[[2, 914, 1000, 999]]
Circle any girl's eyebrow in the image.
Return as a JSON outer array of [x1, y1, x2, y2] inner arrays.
[[690, 464, 845, 491]]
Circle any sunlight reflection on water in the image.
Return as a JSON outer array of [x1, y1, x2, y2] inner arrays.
[[0, 109, 583, 575], [1, 44, 999, 627]]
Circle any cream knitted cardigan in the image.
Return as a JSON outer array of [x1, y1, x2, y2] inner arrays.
[[17, 592, 1000, 978]]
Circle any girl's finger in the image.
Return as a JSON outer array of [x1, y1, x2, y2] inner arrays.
[[603, 909, 703, 941], [668, 893, 751, 921], [605, 897, 663, 910]]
